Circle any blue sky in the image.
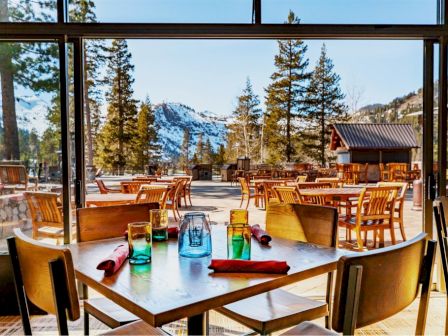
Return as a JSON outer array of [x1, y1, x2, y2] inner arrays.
[[89, 0, 435, 116]]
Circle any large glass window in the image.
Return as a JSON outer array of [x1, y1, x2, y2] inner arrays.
[[0, 0, 57, 22], [263, 0, 438, 24], [69, 0, 253, 23]]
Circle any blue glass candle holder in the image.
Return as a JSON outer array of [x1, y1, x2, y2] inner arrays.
[[178, 212, 212, 258]]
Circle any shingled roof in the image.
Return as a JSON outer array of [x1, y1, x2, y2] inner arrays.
[[330, 123, 419, 150]]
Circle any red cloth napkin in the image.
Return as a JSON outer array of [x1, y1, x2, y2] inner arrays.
[[97, 244, 129, 276], [208, 259, 290, 274], [168, 225, 179, 238], [251, 224, 272, 245]]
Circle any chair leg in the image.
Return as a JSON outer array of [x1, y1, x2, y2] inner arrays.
[[398, 219, 407, 241], [245, 196, 250, 210], [355, 229, 363, 250], [389, 221, 396, 245], [363, 231, 368, 247], [84, 308, 90, 335], [239, 195, 244, 208]]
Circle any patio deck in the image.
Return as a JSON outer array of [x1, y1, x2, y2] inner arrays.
[[0, 178, 444, 335]]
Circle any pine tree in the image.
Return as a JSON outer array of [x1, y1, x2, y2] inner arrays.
[[0, 0, 59, 160], [70, 0, 107, 168], [264, 11, 311, 163], [179, 128, 190, 170], [195, 133, 204, 163], [97, 39, 138, 174], [227, 78, 261, 160], [303, 44, 347, 166], [135, 96, 161, 171], [203, 138, 214, 164], [215, 143, 226, 166]]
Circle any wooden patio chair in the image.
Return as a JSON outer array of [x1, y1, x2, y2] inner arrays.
[[132, 177, 158, 182], [316, 177, 342, 188], [281, 233, 435, 336], [24, 191, 64, 242], [272, 186, 301, 204], [238, 177, 262, 209], [231, 170, 245, 186], [135, 185, 169, 208], [0, 165, 36, 191], [95, 179, 121, 194], [262, 180, 287, 208], [120, 181, 148, 194], [216, 204, 338, 334], [77, 203, 158, 334], [388, 163, 408, 182], [295, 175, 307, 183], [173, 176, 192, 207], [165, 179, 186, 220], [434, 198, 448, 336], [379, 163, 389, 181], [296, 182, 332, 206], [7, 229, 163, 336], [338, 186, 399, 250], [377, 181, 408, 241]]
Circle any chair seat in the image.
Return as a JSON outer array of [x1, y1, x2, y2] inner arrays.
[[280, 321, 338, 335], [101, 320, 166, 335], [216, 289, 328, 334], [38, 226, 64, 237], [338, 217, 388, 228], [84, 297, 138, 328]]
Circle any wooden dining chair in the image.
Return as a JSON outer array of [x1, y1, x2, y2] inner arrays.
[[377, 181, 408, 241], [238, 177, 261, 209], [216, 203, 338, 334], [120, 181, 148, 194], [173, 176, 191, 207], [316, 177, 342, 188], [7, 229, 164, 336], [24, 191, 64, 242], [77, 203, 159, 334], [165, 179, 185, 220], [295, 175, 307, 183], [135, 185, 168, 207], [338, 186, 399, 250], [281, 233, 435, 336], [95, 179, 121, 194], [434, 197, 448, 336], [262, 180, 287, 208], [272, 186, 301, 204]]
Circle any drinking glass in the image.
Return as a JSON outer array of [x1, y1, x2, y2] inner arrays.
[[150, 209, 168, 241], [178, 212, 212, 258], [227, 223, 251, 260], [128, 222, 152, 264], [230, 209, 249, 225]]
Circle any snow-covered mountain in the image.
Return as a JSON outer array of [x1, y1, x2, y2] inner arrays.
[[154, 102, 228, 159]]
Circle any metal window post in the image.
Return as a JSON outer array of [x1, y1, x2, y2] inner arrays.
[[423, 40, 435, 236], [72, 37, 86, 209], [439, 37, 447, 197], [252, 0, 261, 24], [57, 0, 72, 244]]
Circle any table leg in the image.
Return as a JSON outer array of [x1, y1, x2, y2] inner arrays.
[[187, 312, 208, 335]]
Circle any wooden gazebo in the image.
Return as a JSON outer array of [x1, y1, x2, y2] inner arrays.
[[330, 123, 419, 181]]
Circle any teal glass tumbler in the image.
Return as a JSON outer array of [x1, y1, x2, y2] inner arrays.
[[128, 222, 152, 264], [227, 223, 251, 260]]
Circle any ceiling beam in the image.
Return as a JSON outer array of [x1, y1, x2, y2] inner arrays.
[[0, 23, 445, 40]]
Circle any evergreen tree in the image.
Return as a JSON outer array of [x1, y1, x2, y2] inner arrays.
[[215, 143, 226, 166], [264, 11, 311, 163], [194, 133, 204, 163], [0, 0, 59, 160], [303, 44, 347, 166], [70, 0, 107, 168], [97, 39, 138, 174], [227, 78, 261, 160], [203, 138, 214, 164], [135, 96, 161, 171], [179, 128, 190, 170]]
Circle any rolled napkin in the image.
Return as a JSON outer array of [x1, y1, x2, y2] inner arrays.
[[168, 225, 179, 238], [251, 224, 272, 245], [208, 259, 290, 274], [97, 244, 129, 276]]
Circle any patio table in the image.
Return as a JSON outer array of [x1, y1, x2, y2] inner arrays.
[[299, 187, 362, 202], [85, 193, 137, 207], [69, 226, 346, 335]]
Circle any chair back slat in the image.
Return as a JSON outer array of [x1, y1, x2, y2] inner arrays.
[[266, 203, 338, 247], [238, 177, 250, 195], [9, 229, 80, 321], [357, 186, 398, 221], [77, 203, 158, 242], [135, 186, 168, 206], [95, 179, 108, 194], [316, 177, 341, 188], [272, 186, 301, 204], [332, 233, 429, 332], [120, 181, 149, 194]]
